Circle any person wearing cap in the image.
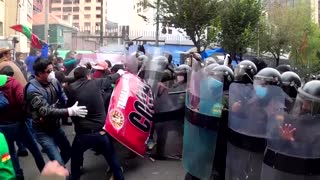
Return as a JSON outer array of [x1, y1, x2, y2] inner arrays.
[[0, 48, 27, 87], [92, 60, 110, 79], [0, 74, 46, 180]]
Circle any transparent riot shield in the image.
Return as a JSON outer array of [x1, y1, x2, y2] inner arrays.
[[261, 93, 320, 180], [123, 53, 139, 74], [143, 56, 167, 99], [226, 82, 286, 180], [183, 61, 224, 180]]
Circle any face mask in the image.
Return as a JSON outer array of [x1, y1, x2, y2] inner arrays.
[[255, 86, 267, 98], [47, 71, 55, 82]]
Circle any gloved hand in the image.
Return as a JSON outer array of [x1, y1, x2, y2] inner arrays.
[[68, 101, 88, 118], [117, 69, 126, 76]]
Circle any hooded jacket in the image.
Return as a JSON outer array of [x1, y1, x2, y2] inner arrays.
[[0, 75, 25, 124]]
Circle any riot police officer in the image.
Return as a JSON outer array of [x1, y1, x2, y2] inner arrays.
[[183, 64, 233, 180], [276, 64, 292, 74], [226, 67, 284, 180], [261, 80, 320, 180], [280, 71, 301, 112]]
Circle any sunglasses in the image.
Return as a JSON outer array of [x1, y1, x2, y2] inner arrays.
[[44, 69, 53, 74]]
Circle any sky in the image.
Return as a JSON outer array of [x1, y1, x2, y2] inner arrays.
[[107, 0, 132, 25]]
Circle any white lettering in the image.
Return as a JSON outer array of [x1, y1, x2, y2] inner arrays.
[[117, 76, 130, 109]]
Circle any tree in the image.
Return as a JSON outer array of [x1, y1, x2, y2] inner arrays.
[[159, 0, 220, 53], [256, 1, 311, 66], [219, 0, 262, 61]]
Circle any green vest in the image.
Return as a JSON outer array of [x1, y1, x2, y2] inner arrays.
[[0, 133, 15, 180]]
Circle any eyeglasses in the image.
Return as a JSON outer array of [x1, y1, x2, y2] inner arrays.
[[44, 69, 53, 74]]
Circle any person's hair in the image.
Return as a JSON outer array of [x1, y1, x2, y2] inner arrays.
[[48, 55, 56, 63], [167, 54, 173, 64], [57, 57, 64, 62], [0, 66, 14, 77], [54, 71, 65, 83], [137, 45, 145, 54], [15, 52, 22, 60], [105, 60, 112, 68], [251, 58, 267, 72], [74, 67, 90, 80], [111, 64, 124, 73], [29, 47, 40, 56], [33, 58, 52, 76]]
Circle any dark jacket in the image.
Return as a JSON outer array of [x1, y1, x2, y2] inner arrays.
[[25, 79, 68, 132], [66, 74, 120, 134], [0, 76, 25, 124]]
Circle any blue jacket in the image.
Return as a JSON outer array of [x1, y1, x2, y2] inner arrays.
[[26, 44, 49, 76]]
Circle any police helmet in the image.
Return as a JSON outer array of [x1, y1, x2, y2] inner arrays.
[[234, 60, 257, 83], [212, 65, 234, 91], [254, 67, 281, 86], [281, 71, 301, 98], [296, 80, 320, 114], [276, 64, 292, 74]]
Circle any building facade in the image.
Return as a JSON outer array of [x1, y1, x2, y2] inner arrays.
[[49, 0, 107, 34], [0, 0, 33, 53]]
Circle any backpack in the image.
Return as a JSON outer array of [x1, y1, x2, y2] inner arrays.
[[0, 91, 9, 109]]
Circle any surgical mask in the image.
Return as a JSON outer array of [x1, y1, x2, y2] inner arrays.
[[177, 75, 184, 82], [47, 71, 55, 82], [255, 86, 267, 98]]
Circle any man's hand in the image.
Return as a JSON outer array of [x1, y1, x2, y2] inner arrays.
[[41, 161, 69, 177], [279, 123, 296, 142], [117, 69, 126, 76], [231, 101, 241, 112], [68, 101, 88, 118]]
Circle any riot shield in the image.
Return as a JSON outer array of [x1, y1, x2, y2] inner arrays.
[[123, 53, 139, 74], [182, 61, 224, 180], [143, 56, 168, 99], [261, 93, 320, 180], [226, 83, 286, 180]]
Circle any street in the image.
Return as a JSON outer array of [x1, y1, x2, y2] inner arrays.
[[20, 125, 185, 180]]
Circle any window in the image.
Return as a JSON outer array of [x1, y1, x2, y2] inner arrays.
[[84, 15, 91, 19], [73, 23, 79, 27], [84, 7, 91, 10], [95, 22, 100, 26], [63, 0, 72, 4], [84, 22, 91, 27], [97, 0, 101, 2], [96, 7, 101, 10], [85, 0, 91, 2], [0, 22, 3, 36], [96, 14, 101, 18], [63, 15, 69, 20], [63, 7, 72, 12], [52, 0, 61, 2], [73, 7, 79, 12], [168, 29, 172, 34], [51, 7, 61, 11], [73, 15, 79, 20]]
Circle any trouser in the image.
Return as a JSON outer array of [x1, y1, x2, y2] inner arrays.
[[71, 131, 124, 180], [35, 127, 71, 166], [16, 119, 33, 152], [0, 122, 45, 178]]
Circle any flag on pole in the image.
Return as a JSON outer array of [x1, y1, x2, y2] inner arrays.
[[10, 24, 43, 49]]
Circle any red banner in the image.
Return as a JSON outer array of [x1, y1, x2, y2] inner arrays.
[[104, 73, 154, 156]]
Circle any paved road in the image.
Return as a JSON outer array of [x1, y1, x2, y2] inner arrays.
[[19, 125, 185, 180]]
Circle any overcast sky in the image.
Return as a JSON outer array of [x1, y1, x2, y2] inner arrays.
[[107, 0, 132, 25]]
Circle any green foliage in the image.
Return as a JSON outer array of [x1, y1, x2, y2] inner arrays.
[[219, 0, 262, 58], [159, 0, 220, 52], [256, 1, 311, 66]]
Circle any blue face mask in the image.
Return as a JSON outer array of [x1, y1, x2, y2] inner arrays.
[[255, 86, 267, 98]]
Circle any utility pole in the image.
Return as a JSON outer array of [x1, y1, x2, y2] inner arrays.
[[44, 0, 49, 43], [100, 0, 104, 47], [155, 0, 160, 47]]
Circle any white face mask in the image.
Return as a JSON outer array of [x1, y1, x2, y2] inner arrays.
[[47, 71, 56, 82]]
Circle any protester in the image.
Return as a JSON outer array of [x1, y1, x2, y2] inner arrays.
[[0, 74, 45, 180], [0, 48, 27, 86], [24, 58, 88, 166], [0, 132, 15, 180], [92, 60, 110, 78], [65, 67, 125, 180], [25, 44, 49, 80], [15, 52, 28, 80]]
